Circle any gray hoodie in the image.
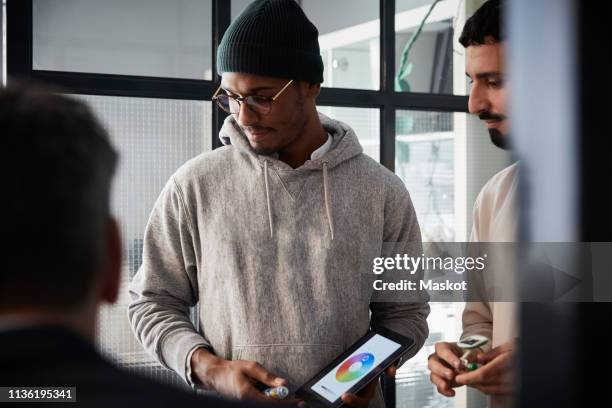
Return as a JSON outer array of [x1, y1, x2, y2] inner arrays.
[[128, 112, 429, 407]]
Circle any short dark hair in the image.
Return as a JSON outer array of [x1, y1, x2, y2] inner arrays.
[[459, 0, 503, 47], [0, 82, 118, 311]]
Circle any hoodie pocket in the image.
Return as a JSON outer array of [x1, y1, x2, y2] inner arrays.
[[232, 343, 343, 391]]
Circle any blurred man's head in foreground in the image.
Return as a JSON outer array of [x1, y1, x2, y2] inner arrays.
[[0, 83, 121, 339]]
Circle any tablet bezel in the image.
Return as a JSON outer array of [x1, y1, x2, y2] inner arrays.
[[295, 327, 415, 408]]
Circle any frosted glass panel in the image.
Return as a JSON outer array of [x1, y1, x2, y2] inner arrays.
[[74, 94, 211, 386], [34, 0, 213, 80], [396, 110, 454, 242]]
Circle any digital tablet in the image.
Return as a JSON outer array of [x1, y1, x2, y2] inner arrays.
[[295, 327, 415, 407]]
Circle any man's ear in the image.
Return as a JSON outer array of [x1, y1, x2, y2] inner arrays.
[[101, 217, 122, 304], [306, 82, 322, 99]]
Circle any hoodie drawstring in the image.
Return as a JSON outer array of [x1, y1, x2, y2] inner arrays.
[[263, 160, 274, 238], [262, 160, 335, 241], [322, 162, 335, 240]]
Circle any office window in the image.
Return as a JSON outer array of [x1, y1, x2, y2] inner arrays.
[[396, 0, 467, 95], [303, 0, 379, 90], [74, 94, 212, 385], [33, 0, 213, 79], [318, 106, 380, 161], [396, 110, 454, 242], [395, 109, 462, 408]]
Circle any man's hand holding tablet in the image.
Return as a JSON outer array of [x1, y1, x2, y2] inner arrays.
[[296, 328, 414, 408]]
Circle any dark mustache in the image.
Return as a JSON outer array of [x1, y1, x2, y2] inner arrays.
[[242, 126, 274, 133], [479, 112, 507, 121]]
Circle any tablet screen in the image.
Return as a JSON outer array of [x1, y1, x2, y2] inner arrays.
[[310, 334, 402, 403]]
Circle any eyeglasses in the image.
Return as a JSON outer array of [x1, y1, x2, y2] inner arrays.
[[212, 79, 294, 115]]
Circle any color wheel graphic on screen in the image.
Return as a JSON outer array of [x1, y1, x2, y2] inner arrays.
[[335, 353, 375, 382]]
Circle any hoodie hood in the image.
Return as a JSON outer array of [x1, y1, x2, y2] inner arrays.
[[218, 111, 364, 240], [218, 111, 363, 171]]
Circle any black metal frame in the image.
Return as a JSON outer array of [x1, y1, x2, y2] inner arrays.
[[5, 1, 468, 406]]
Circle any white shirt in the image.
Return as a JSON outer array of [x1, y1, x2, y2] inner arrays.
[[463, 162, 518, 408], [270, 132, 333, 161]]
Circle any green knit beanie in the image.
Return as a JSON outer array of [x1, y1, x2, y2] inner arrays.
[[217, 0, 324, 84]]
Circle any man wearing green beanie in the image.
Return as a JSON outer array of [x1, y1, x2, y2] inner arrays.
[[129, 1, 429, 407]]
